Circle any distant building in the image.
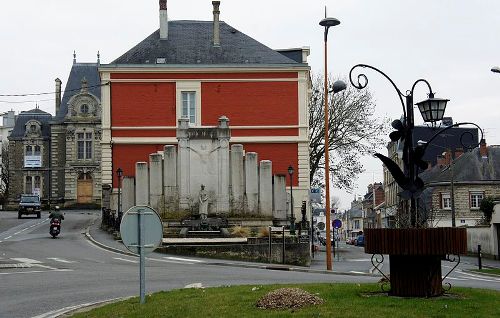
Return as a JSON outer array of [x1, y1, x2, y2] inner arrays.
[[382, 118, 479, 225], [421, 140, 500, 227], [7, 109, 52, 204]]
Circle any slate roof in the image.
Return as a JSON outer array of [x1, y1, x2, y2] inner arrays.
[[55, 63, 100, 123], [9, 109, 52, 139], [393, 124, 479, 166], [421, 146, 500, 184], [111, 21, 300, 66]]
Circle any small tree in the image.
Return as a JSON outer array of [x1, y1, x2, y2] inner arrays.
[[480, 197, 495, 224]]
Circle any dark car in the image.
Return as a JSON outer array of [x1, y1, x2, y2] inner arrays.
[[18, 194, 41, 219], [356, 234, 365, 247]]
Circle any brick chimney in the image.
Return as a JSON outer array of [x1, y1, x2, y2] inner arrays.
[[55, 78, 62, 115], [159, 0, 168, 40], [212, 1, 221, 47], [479, 139, 488, 159]]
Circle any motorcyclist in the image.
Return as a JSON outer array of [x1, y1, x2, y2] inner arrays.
[[49, 206, 65, 222]]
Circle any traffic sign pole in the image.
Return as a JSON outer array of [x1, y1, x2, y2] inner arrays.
[[139, 208, 145, 304], [120, 205, 163, 305]]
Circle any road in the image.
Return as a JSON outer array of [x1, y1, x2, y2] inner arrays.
[[0, 210, 499, 318]]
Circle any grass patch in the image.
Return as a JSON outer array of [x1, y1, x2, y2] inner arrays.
[[471, 268, 500, 276], [70, 283, 500, 318]]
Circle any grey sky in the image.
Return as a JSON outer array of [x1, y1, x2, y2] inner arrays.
[[1, 0, 499, 209]]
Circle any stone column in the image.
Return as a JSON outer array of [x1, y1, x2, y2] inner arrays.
[[163, 145, 178, 212], [273, 174, 287, 225], [177, 118, 190, 210], [122, 176, 135, 213], [230, 144, 245, 213], [259, 160, 273, 217], [245, 152, 258, 214], [135, 162, 149, 205], [217, 116, 230, 213], [149, 153, 163, 212]]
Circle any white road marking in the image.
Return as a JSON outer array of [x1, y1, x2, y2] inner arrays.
[[164, 256, 204, 263], [456, 270, 500, 281], [444, 277, 468, 281], [349, 271, 366, 274], [4, 236, 12, 239], [11, 258, 42, 264], [113, 257, 138, 263], [0, 269, 73, 276], [148, 258, 194, 265], [47, 257, 77, 264], [346, 258, 371, 262]]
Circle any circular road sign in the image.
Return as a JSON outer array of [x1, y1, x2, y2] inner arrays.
[[332, 219, 342, 229], [120, 205, 163, 255]]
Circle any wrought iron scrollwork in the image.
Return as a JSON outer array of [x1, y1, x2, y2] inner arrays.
[[421, 122, 484, 153], [442, 254, 461, 292], [371, 254, 391, 292]]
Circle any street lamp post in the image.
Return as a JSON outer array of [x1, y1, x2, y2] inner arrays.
[[116, 168, 123, 230], [288, 165, 295, 235], [319, 16, 340, 271], [350, 64, 482, 227], [350, 64, 483, 297]]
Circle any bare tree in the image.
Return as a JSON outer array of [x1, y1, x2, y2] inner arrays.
[[309, 74, 389, 192]]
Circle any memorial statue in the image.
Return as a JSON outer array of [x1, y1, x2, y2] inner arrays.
[[198, 184, 208, 220]]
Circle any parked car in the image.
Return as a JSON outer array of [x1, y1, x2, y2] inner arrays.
[[18, 194, 41, 219], [356, 234, 365, 247]]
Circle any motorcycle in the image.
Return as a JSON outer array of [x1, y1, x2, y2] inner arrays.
[[49, 218, 61, 238]]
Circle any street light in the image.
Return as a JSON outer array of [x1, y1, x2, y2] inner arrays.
[[349, 64, 482, 227], [288, 165, 295, 235], [320, 15, 340, 271], [491, 66, 500, 73], [116, 167, 123, 230]]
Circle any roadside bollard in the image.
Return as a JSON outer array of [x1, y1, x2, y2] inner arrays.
[[478, 244, 482, 270]]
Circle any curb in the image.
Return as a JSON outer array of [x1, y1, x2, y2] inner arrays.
[[84, 224, 137, 257]]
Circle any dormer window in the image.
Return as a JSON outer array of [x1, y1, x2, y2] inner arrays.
[[30, 124, 37, 132]]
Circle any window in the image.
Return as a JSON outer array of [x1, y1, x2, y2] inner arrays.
[[34, 145, 41, 156], [441, 193, 451, 210], [25, 176, 32, 194], [470, 192, 484, 209], [25, 145, 32, 155], [181, 91, 196, 124], [24, 176, 42, 195], [80, 104, 89, 114], [77, 132, 93, 160], [354, 220, 360, 229]]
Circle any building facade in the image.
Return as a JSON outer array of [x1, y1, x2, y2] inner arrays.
[[99, 1, 311, 217], [50, 57, 102, 207]]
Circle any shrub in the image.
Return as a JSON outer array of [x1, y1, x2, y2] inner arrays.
[[480, 197, 495, 223], [257, 227, 270, 238], [230, 226, 251, 237]]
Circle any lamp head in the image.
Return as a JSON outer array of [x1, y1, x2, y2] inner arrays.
[[416, 93, 449, 123], [116, 167, 123, 177], [319, 17, 340, 28], [331, 80, 347, 94], [288, 165, 294, 176]]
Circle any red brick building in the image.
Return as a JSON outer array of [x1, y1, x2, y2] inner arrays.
[[99, 1, 311, 214]]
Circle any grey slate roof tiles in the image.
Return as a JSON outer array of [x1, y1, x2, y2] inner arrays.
[[9, 109, 52, 139], [111, 21, 299, 65], [56, 63, 101, 122]]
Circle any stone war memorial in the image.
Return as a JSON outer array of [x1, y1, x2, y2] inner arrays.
[[103, 117, 310, 266]]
